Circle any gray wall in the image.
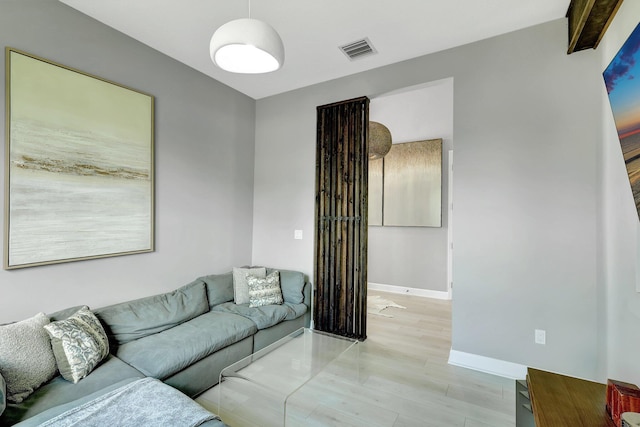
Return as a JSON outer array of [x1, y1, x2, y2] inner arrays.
[[368, 81, 453, 292], [0, 0, 256, 323], [451, 21, 602, 380], [253, 19, 604, 379], [601, 0, 640, 386]]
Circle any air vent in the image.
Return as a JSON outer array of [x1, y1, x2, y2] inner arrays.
[[339, 38, 377, 61]]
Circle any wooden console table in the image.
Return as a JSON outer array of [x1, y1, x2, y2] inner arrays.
[[526, 368, 615, 427]]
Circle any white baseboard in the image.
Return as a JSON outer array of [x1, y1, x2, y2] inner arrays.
[[368, 282, 450, 300], [448, 349, 528, 380]]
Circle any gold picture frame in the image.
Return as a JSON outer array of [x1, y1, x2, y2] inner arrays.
[[368, 157, 384, 226], [4, 48, 155, 269]]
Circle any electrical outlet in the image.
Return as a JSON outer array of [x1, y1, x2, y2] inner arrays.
[[294, 229, 303, 240], [535, 329, 546, 345]]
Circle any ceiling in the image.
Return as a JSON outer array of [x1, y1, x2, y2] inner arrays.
[[58, 0, 571, 100]]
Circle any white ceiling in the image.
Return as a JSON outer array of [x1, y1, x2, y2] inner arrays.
[[59, 0, 570, 100]]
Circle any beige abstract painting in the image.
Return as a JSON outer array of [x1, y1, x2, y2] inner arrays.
[[383, 139, 442, 227], [4, 49, 154, 269]]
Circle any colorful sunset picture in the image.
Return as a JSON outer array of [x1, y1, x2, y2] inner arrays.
[[604, 22, 640, 216]]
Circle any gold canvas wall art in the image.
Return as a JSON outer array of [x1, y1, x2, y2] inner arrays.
[[368, 139, 442, 228]]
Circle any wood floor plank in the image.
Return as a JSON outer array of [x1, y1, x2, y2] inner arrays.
[[197, 291, 516, 427]]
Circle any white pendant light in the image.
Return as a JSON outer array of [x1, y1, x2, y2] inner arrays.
[[210, 3, 284, 74]]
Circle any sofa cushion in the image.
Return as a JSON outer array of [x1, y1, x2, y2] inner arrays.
[[212, 301, 307, 330], [94, 280, 209, 345], [115, 311, 257, 379], [233, 267, 266, 305], [0, 313, 57, 403], [19, 378, 218, 427], [247, 271, 283, 308], [266, 268, 305, 304], [200, 272, 234, 307], [44, 307, 110, 384], [1, 355, 144, 425], [7, 378, 138, 427]]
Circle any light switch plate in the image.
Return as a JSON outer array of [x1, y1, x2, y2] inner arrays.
[[294, 230, 303, 240]]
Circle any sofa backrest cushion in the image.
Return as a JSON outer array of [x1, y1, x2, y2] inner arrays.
[[94, 280, 209, 345], [48, 306, 86, 322], [200, 272, 234, 308], [266, 268, 305, 305]]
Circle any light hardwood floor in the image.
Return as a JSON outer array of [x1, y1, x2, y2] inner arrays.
[[196, 291, 516, 427]]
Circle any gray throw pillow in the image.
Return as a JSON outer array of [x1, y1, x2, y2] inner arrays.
[[0, 312, 57, 403], [247, 271, 284, 308], [233, 267, 266, 305], [44, 306, 109, 384]]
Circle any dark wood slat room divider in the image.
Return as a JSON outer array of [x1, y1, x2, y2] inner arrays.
[[314, 96, 369, 340]]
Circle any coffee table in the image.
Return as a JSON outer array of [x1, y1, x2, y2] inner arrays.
[[217, 328, 359, 426]]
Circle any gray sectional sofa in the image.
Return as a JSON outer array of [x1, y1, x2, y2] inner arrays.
[[0, 268, 311, 426]]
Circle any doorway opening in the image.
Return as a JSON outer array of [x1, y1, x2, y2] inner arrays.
[[367, 78, 454, 300]]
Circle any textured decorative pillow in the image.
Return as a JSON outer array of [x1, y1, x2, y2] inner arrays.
[[44, 306, 109, 384], [247, 271, 284, 308], [233, 267, 266, 305], [0, 312, 57, 403]]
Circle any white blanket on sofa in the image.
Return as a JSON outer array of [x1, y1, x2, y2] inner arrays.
[[39, 378, 219, 427]]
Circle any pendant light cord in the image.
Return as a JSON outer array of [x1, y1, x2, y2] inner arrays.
[[248, 0, 251, 18]]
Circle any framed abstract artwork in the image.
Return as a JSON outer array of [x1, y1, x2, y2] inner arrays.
[[4, 48, 154, 269], [367, 138, 442, 228], [383, 139, 442, 227]]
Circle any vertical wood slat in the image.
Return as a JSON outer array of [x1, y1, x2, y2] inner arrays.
[[334, 105, 342, 334], [345, 103, 354, 337], [314, 97, 368, 340], [314, 107, 325, 331], [338, 103, 347, 335], [355, 103, 368, 337]]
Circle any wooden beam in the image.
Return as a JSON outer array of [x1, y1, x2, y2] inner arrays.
[[567, 0, 625, 54]]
